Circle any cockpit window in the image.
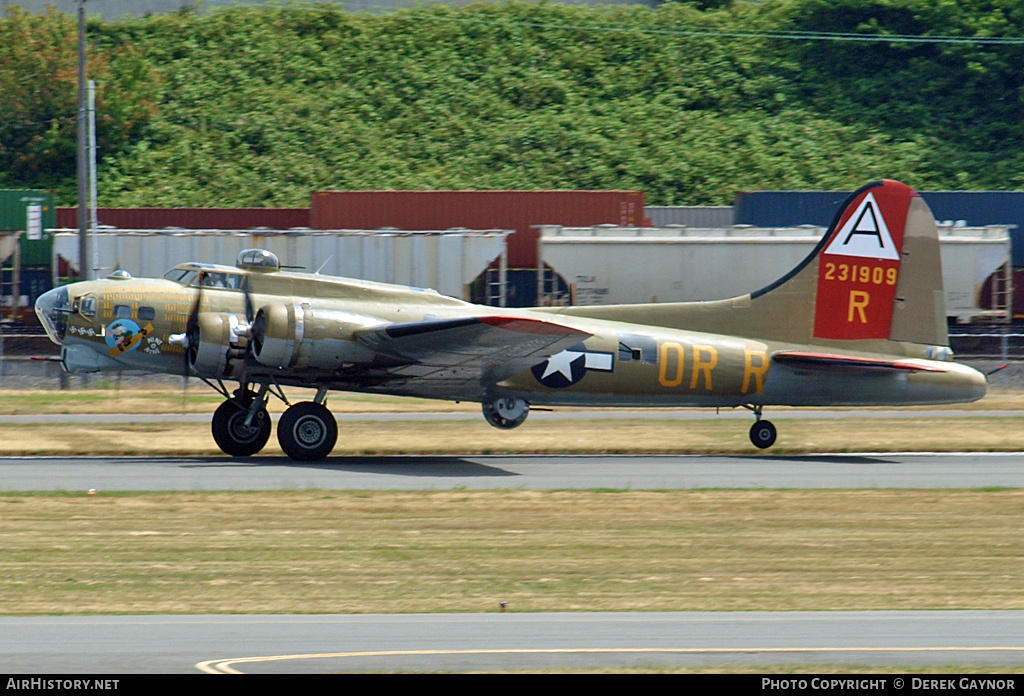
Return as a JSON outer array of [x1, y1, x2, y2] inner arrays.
[[78, 296, 96, 317], [197, 272, 243, 289], [162, 269, 243, 289], [163, 269, 198, 285]]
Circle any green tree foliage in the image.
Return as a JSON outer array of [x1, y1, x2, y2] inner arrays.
[[0, 1, 1021, 206], [0, 7, 158, 201], [781, 0, 1024, 188]]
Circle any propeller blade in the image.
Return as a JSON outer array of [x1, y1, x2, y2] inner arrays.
[[183, 271, 205, 378], [242, 274, 255, 324], [233, 274, 257, 390]]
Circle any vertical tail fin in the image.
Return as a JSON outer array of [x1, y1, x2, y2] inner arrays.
[[806, 180, 946, 346], [551, 179, 948, 350]]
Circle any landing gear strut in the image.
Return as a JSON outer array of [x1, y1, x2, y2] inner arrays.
[[206, 380, 339, 461], [747, 405, 777, 449], [211, 388, 271, 457]]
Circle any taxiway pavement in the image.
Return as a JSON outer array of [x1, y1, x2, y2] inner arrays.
[[2, 451, 1024, 491], [2, 611, 1023, 673]]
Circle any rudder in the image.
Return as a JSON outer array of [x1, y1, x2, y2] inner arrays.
[[809, 180, 946, 346], [544, 179, 949, 350]]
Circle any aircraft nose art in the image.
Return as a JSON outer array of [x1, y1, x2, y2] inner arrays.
[[813, 180, 913, 341]]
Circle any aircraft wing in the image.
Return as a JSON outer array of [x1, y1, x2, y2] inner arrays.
[[356, 315, 592, 391], [771, 351, 948, 373]]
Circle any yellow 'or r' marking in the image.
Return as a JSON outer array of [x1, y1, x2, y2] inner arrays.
[[742, 350, 769, 395], [658, 342, 684, 387], [689, 345, 718, 390], [848, 290, 870, 323]]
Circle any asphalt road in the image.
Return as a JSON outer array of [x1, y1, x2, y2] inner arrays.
[[3, 452, 1024, 491], [2, 611, 1023, 674]]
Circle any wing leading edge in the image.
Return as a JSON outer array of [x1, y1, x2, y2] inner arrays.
[[357, 315, 592, 389]]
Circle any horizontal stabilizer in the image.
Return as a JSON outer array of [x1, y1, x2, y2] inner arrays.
[[772, 351, 947, 373]]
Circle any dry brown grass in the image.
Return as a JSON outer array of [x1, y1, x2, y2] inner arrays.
[[1, 387, 1023, 417], [0, 416, 1022, 456], [0, 489, 1021, 616]]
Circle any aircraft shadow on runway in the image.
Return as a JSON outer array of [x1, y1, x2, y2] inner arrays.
[[731, 454, 903, 465], [172, 452, 904, 477], [177, 455, 519, 477]]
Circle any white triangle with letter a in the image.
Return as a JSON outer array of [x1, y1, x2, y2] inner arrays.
[[824, 192, 900, 260]]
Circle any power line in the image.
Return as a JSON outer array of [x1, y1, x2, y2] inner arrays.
[[0, 115, 76, 131], [287, 2, 1024, 46], [387, 12, 1024, 46]]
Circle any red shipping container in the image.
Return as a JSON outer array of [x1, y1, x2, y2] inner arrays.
[[310, 190, 645, 268], [57, 208, 310, 230]]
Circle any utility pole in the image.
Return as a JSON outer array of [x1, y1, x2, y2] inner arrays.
[[76, 0, 89, 281], [89, 79, 98, 277]]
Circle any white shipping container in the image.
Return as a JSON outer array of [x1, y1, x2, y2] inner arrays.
[[538, 224, 1013, 323], [51, 228, 510, 304]]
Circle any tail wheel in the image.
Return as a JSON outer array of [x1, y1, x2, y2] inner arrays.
[[278, 401, 338, 461], [482, 398, 530, 429], [749, 420, 777, 449], [212, 399, 271, 457]]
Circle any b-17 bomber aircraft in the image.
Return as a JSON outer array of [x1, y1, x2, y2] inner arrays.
[[35, 180, 987, 460]]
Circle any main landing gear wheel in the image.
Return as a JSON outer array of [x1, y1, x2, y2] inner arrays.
[[211, 398, 271, 457], [278, 401, 338, 461], [482, 398, 530, 429], [749, 419, 777, 449]]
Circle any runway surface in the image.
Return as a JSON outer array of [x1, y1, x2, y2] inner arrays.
[[3, 451, 1024, 491], [2, 611, 1023, 673], [5, 449, 1023, 673]]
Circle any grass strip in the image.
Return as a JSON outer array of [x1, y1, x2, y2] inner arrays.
[[0, 489, 1021, 616], [0, 417, 1023, 456], [0, 388, 1022, 416]]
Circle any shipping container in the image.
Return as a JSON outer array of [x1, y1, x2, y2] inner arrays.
[[734, 190, 1024, 266], [56, 207, 310, 231], [537, 223, 1012, 323], [645, 205, 734, 228], [0, 189, 57, 268], [310, 190, 645, 269], [50, 227, 511, 305], [1, 268, 53, 309]]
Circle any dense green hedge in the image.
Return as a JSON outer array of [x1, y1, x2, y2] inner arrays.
[[1, 0, 1022, 206]]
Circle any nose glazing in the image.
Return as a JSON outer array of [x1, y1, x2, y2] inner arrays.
[[35, 286, 70, 345]]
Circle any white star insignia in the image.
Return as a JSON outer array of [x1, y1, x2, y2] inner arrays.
[[540, 350, 583, 380]]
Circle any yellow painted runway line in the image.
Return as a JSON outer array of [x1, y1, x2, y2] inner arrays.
[[196, 646, 1024, 674]]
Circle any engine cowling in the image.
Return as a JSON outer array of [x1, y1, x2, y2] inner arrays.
[[251, 303, 379, 370], [190, 312, 248, 379]]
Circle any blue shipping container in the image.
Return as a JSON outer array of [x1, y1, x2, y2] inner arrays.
[[734, 190, 1024, 266]]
